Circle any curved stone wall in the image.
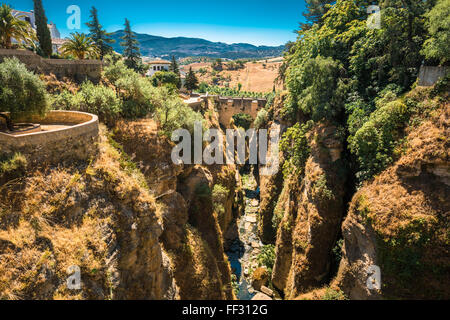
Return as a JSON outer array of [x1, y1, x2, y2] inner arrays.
[[0, 111, 99, 166]]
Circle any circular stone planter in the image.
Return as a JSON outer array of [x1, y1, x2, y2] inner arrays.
[[0, 110, 99, 165]]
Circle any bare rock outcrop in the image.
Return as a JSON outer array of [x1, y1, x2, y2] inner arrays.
[[336, 103, 450, 300], [271, 123, 347, 299]]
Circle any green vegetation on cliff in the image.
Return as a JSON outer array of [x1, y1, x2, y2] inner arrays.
[[266, 0, 449, 300]]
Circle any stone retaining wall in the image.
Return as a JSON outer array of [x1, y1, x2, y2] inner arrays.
[[0, 49, 102, 83], [418, 65, 448, 86], [0, 111, 99, 166]]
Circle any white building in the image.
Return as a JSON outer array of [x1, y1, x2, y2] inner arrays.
[[146, 60, 171, 77], [12, 9, 64, 54]]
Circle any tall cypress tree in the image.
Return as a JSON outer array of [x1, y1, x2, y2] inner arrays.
[[120, 19, 141, 71], [169, 55, 181, 88], [86, 7, 115, 59], [33, 0, 52, 57], [169, 55, 180, 74], [185, 67, 199, 92]]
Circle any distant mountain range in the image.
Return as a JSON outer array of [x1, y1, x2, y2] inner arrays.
[[110, 30, 285, 59]]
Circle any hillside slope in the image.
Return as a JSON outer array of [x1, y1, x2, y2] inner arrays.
[[110, 30, 285, 59]]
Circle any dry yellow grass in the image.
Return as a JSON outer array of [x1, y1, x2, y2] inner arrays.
[[346, 97, 450, 299], [181, 59, 282, 92], [0, 125, 160, 300]]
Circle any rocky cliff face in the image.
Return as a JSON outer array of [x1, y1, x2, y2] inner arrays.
[[113, 116, 239, 300], [0, 115, 242, 300], [336, 102, 450, 300], [0, 127, 177, 300], [270, 123, 347, 299]]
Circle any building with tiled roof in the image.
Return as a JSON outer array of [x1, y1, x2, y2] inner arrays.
[[146, 60, 171, 77], [12, 9, 63, 54]]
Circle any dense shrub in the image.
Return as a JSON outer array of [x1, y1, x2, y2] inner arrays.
[[422, 0, 450, 65], [280, 121, 314, 178], [254, 109, 268, 129], [151, 71, 180, 88], [349, 99, 409, 182], [212, 184, 229, 217], [345, 95, 372, 137], [227, 60, 245, 71], [0, 58, 48, 126], [0, 152, 27, 183], [322, 288, 347, 300], [52, 82, 121, 126], [232, 113, 253, 130], [102, 56, 135, 84], [311, 174, 335, 202], [77, 82, 122, 125], [257, 245, 276, 274], [154, 86, 203, 136], [211, 58, 223, 72], [103, 58, 158, 119], [115, 73, 157, 119], [198, 81, 208, 93], [285, 56, 349, 122]]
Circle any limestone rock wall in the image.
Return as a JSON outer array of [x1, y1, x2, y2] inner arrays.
[[271, 124, 347, 299], [113, 119, 236, 300], [335, 103, 450, 300]]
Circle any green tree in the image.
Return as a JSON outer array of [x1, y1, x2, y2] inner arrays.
[[301, 0, 334, 28], [254, 109, 268, 129], [280, 121, 314, 177], [169, 56, 181, 88], [257, 245, 276, 274], [232, 113, 253, 130], [422, 0, 450, 65], [0, 4, 37, 49], [61, 32, 100, 60], [185, 67, 199, 92], [0, 58, 48, 131], [86, 6, 115, 59], [151, 71, 180, 88], [286, 56, 349, 122], [52, 82, 121, 126], [120, 19, 142, 72], [33, 0, 52, 57], [154, 87, 203, 136], [169, 55, 180, 74], [212, 58, 223, 71]]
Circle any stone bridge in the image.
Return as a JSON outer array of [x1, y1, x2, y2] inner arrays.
[[185, 94, 267, 127]]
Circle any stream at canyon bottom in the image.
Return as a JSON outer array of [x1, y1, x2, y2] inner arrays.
[[226, 171, 264, 300]]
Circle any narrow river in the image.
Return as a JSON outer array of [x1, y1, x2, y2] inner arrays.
[[226, 168, 264, 300]]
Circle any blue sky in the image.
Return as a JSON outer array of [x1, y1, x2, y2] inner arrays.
[[8, 0, 307, 46]]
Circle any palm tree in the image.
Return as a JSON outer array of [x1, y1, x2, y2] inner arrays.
[[60, 32, 100, 60], [0, 4, 37, 49]]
